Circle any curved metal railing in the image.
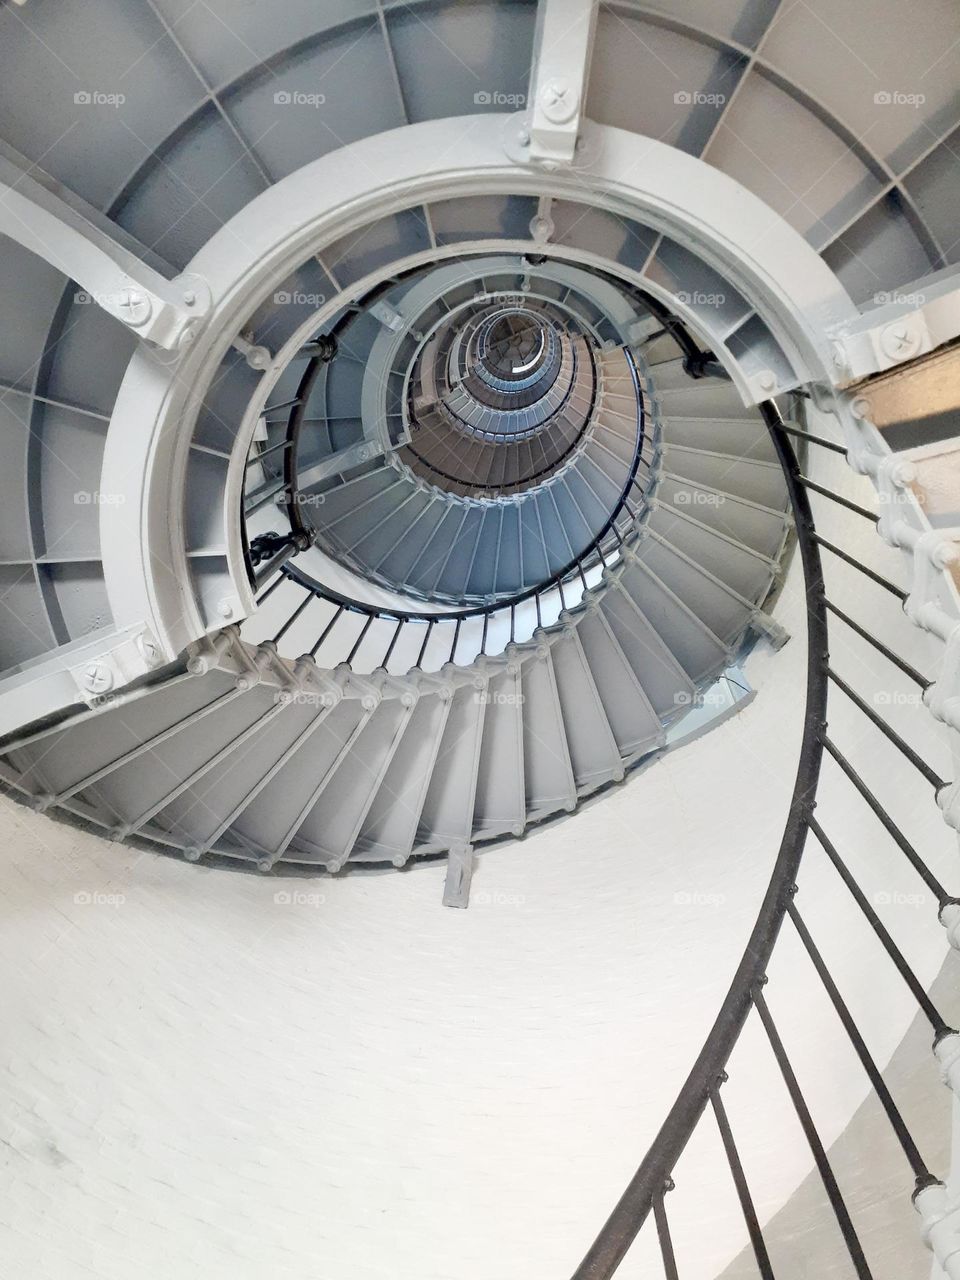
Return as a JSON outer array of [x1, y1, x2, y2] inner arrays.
[[572, 403, 958, 1279], [244, 345, 652, 667]]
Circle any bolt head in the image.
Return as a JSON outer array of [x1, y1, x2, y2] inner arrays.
[[178, 320, 199, 350], [880, 320, 919, 361], [529, 214, 554, 241], [137, 634, 163, 667], [117, 288, 152, 326], [82, 662, 113, 694], [540, 79, 578, 124]]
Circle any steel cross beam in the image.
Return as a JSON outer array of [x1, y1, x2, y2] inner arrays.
[[524, 0, 599, 168], [0, 151, 209, 351]]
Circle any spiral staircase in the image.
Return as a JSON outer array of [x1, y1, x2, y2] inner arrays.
[[1, 2, 960, 1278]]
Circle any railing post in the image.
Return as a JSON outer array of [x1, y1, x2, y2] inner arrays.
[[914, 1181, 960, 1278]]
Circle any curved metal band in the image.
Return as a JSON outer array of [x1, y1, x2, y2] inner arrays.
[[100, 116, 858, 661]]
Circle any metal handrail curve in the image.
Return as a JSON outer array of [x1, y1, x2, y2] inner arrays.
[[571, 402, 828, 1277], [571, 401, 956, 1279], [250, 348, 651, 651]]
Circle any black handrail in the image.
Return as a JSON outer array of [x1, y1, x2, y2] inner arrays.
[[262, 347, 651, 645], [570, 400, 829, 1279], [572, 398, 956, 1279], [242, 258, 660, 631]]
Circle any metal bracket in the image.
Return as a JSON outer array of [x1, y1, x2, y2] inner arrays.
[[749, 610, 790, 651], [924, 622, 960, 735], [443, 843, 475, 908], [370, 300, 406, 332], [68, 626, 166, 707], [0, 149, 209, 351], [829, 264, 960, 384], [518, 0, 598, 169], [233, 333, 273, 371], [0, 623, 167, 740]]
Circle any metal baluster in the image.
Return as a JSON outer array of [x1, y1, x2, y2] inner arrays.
[[826, 668, 946, 790], [824, 601, 931, 688], [309, 604, 345, 658], [381, 619, 404, 671], [777, 423, 848, 455], [346, 614, 374, 665], [787, 901, 937, 1190], [822, 737, 954, 908], [416, 619, 435, 669], [753, 987, 874, 1280], [812, 536, 907, 602], [652, 1181, 680, 1280], [272, 591, 313, 644], [709, 1080, 775, 1280], [796, 476, 878, 524], [807, 817, 954, 1038], [255, 572, 287, 605]]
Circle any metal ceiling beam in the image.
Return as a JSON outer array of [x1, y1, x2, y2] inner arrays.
[[0, 150, 209, 351], [525, 0, 599, 168]]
